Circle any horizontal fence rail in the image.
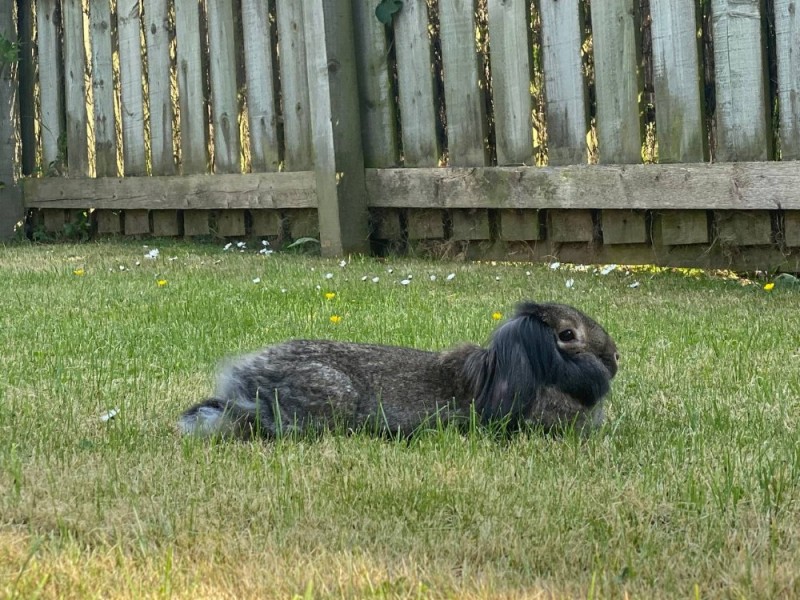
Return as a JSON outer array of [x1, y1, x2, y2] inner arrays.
[[0, 0, 798, 272]]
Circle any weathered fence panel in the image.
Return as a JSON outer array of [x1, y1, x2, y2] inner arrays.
[[241, 0, 280, 173], [174, 0, 207, 174], [144, 0, 176, 175], [710, 0, 770, 161], [539, 0, 587, 166], [0, 0, 22, 238], [90, 0, 117, 177], [277, 3, 312, 171], [62, 0, 90, 176], [207, 0, 241, 174], [590, 0, 642, 164], [439, 0, 487, 167], [36, 0, 63, 170], [393, 0, 439, 167], [24, 172, 316, 210], [118, 0, 146, 176], [365, 164, 800, 211], [304, 0, 370, 255], [775, 0, 800, 160], [5, 0, 800, 270], [487, 0, 533, 166], [650, 1, 705, 163], [352, 1, 399, 168]]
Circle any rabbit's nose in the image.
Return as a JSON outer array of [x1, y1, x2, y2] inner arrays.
[[614, 352, 620, 364]]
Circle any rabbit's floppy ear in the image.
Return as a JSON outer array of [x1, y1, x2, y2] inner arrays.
[[513, 302, 556, 327]]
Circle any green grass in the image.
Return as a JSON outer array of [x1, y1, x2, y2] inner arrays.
[[1, 240, 799, 599]]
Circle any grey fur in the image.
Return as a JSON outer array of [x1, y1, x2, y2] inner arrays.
[[178, 301, 619, 438]]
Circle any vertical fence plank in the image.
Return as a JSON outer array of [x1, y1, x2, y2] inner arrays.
[[353, 6, 401, 243], [0, 0, 23, 238], [207, 0, 241, 173], [539, 0, 588, 165], [488, 0, 533, 166], [90, 0, 117, 176], [174, 0, 209, 235], [118, 0, 146, 175], [590, 0, 642, 164], [304, 0, 369, 255], [144, 0, 175, 175], [241, 0, 280, 172], [37, 0, 65, 170], [775, 0, 800, 160], [650, 2, 705, 163], [393, 0, 439, 167], [62, 0, 90, 176], [174, 0, 208, 174], [352, 2, 399, 167], [710, 0, 769, 161], [439, 0, 487, 166], [276, 3, 312, 170]]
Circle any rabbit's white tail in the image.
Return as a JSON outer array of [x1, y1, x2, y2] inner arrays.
[[178, 399, 237, 437]]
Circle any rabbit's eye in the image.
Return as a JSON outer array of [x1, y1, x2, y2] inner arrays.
[[558, 329, 575, 342]]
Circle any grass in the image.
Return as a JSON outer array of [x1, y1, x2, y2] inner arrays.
[[1, 240, 799, 599]]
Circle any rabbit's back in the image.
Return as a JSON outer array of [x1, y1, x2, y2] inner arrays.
[[213, 340, 467, 434]]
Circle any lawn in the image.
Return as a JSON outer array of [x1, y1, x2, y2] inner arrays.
[[1, 241, 798, 599]]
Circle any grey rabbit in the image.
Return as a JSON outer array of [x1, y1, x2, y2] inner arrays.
[[178, 301, 619, 438]]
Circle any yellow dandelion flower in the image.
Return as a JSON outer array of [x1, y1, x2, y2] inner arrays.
[[329, 315, 342, 324], [492, 311, 503, 320], [157, 279, 168, 287], [764, 282, 775, 291], [73, 268, 85, 276], [324, 292, 336, 300]]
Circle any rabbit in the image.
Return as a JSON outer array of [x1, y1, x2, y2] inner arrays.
[[177, 301, 619, 439]]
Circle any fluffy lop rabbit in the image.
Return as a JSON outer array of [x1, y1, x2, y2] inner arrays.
[[178, 301, 619, 438]]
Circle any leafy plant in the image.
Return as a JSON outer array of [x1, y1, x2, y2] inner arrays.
[[62, 211, 92, 242]]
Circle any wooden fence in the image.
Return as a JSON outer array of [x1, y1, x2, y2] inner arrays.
[[1, 0, 799, 271]]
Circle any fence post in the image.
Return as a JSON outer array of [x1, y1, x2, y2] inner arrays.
[[303, 0, 370, 256], [0, 0, 24, 240]]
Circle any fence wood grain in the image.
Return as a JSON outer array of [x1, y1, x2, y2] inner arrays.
[[207, 0, 241, 173], [277, 3, 312, 170], [0, 0, 23, 239], [365, 163, 800, 210], [144, 0, 175, 175], [710, 0, 769, 161], [62, 0, 90, 176], [487, 0, 533, 166], [590, 0, 642, 164], [118, 0, 147, 175], [304, 0, 370, 254], [439, 0, 487, 166], [393, 0, 439, 166], [23, 172, 317, 210], [650, 2, 705, 163], [351, 0, 402, 240], [241, 0, 280, 172], [174, 0, 208, 174], [352, 2, 399, 167], [775, 0, 800, 160], [36, 0, 64, 170], [90, 0, 117, 177], [539, 0, 588, 166]]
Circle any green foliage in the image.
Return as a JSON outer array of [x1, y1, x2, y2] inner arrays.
[[284, 236, 321, 254], [61, 211, 92, 242], [0, 34, 18, 66]]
